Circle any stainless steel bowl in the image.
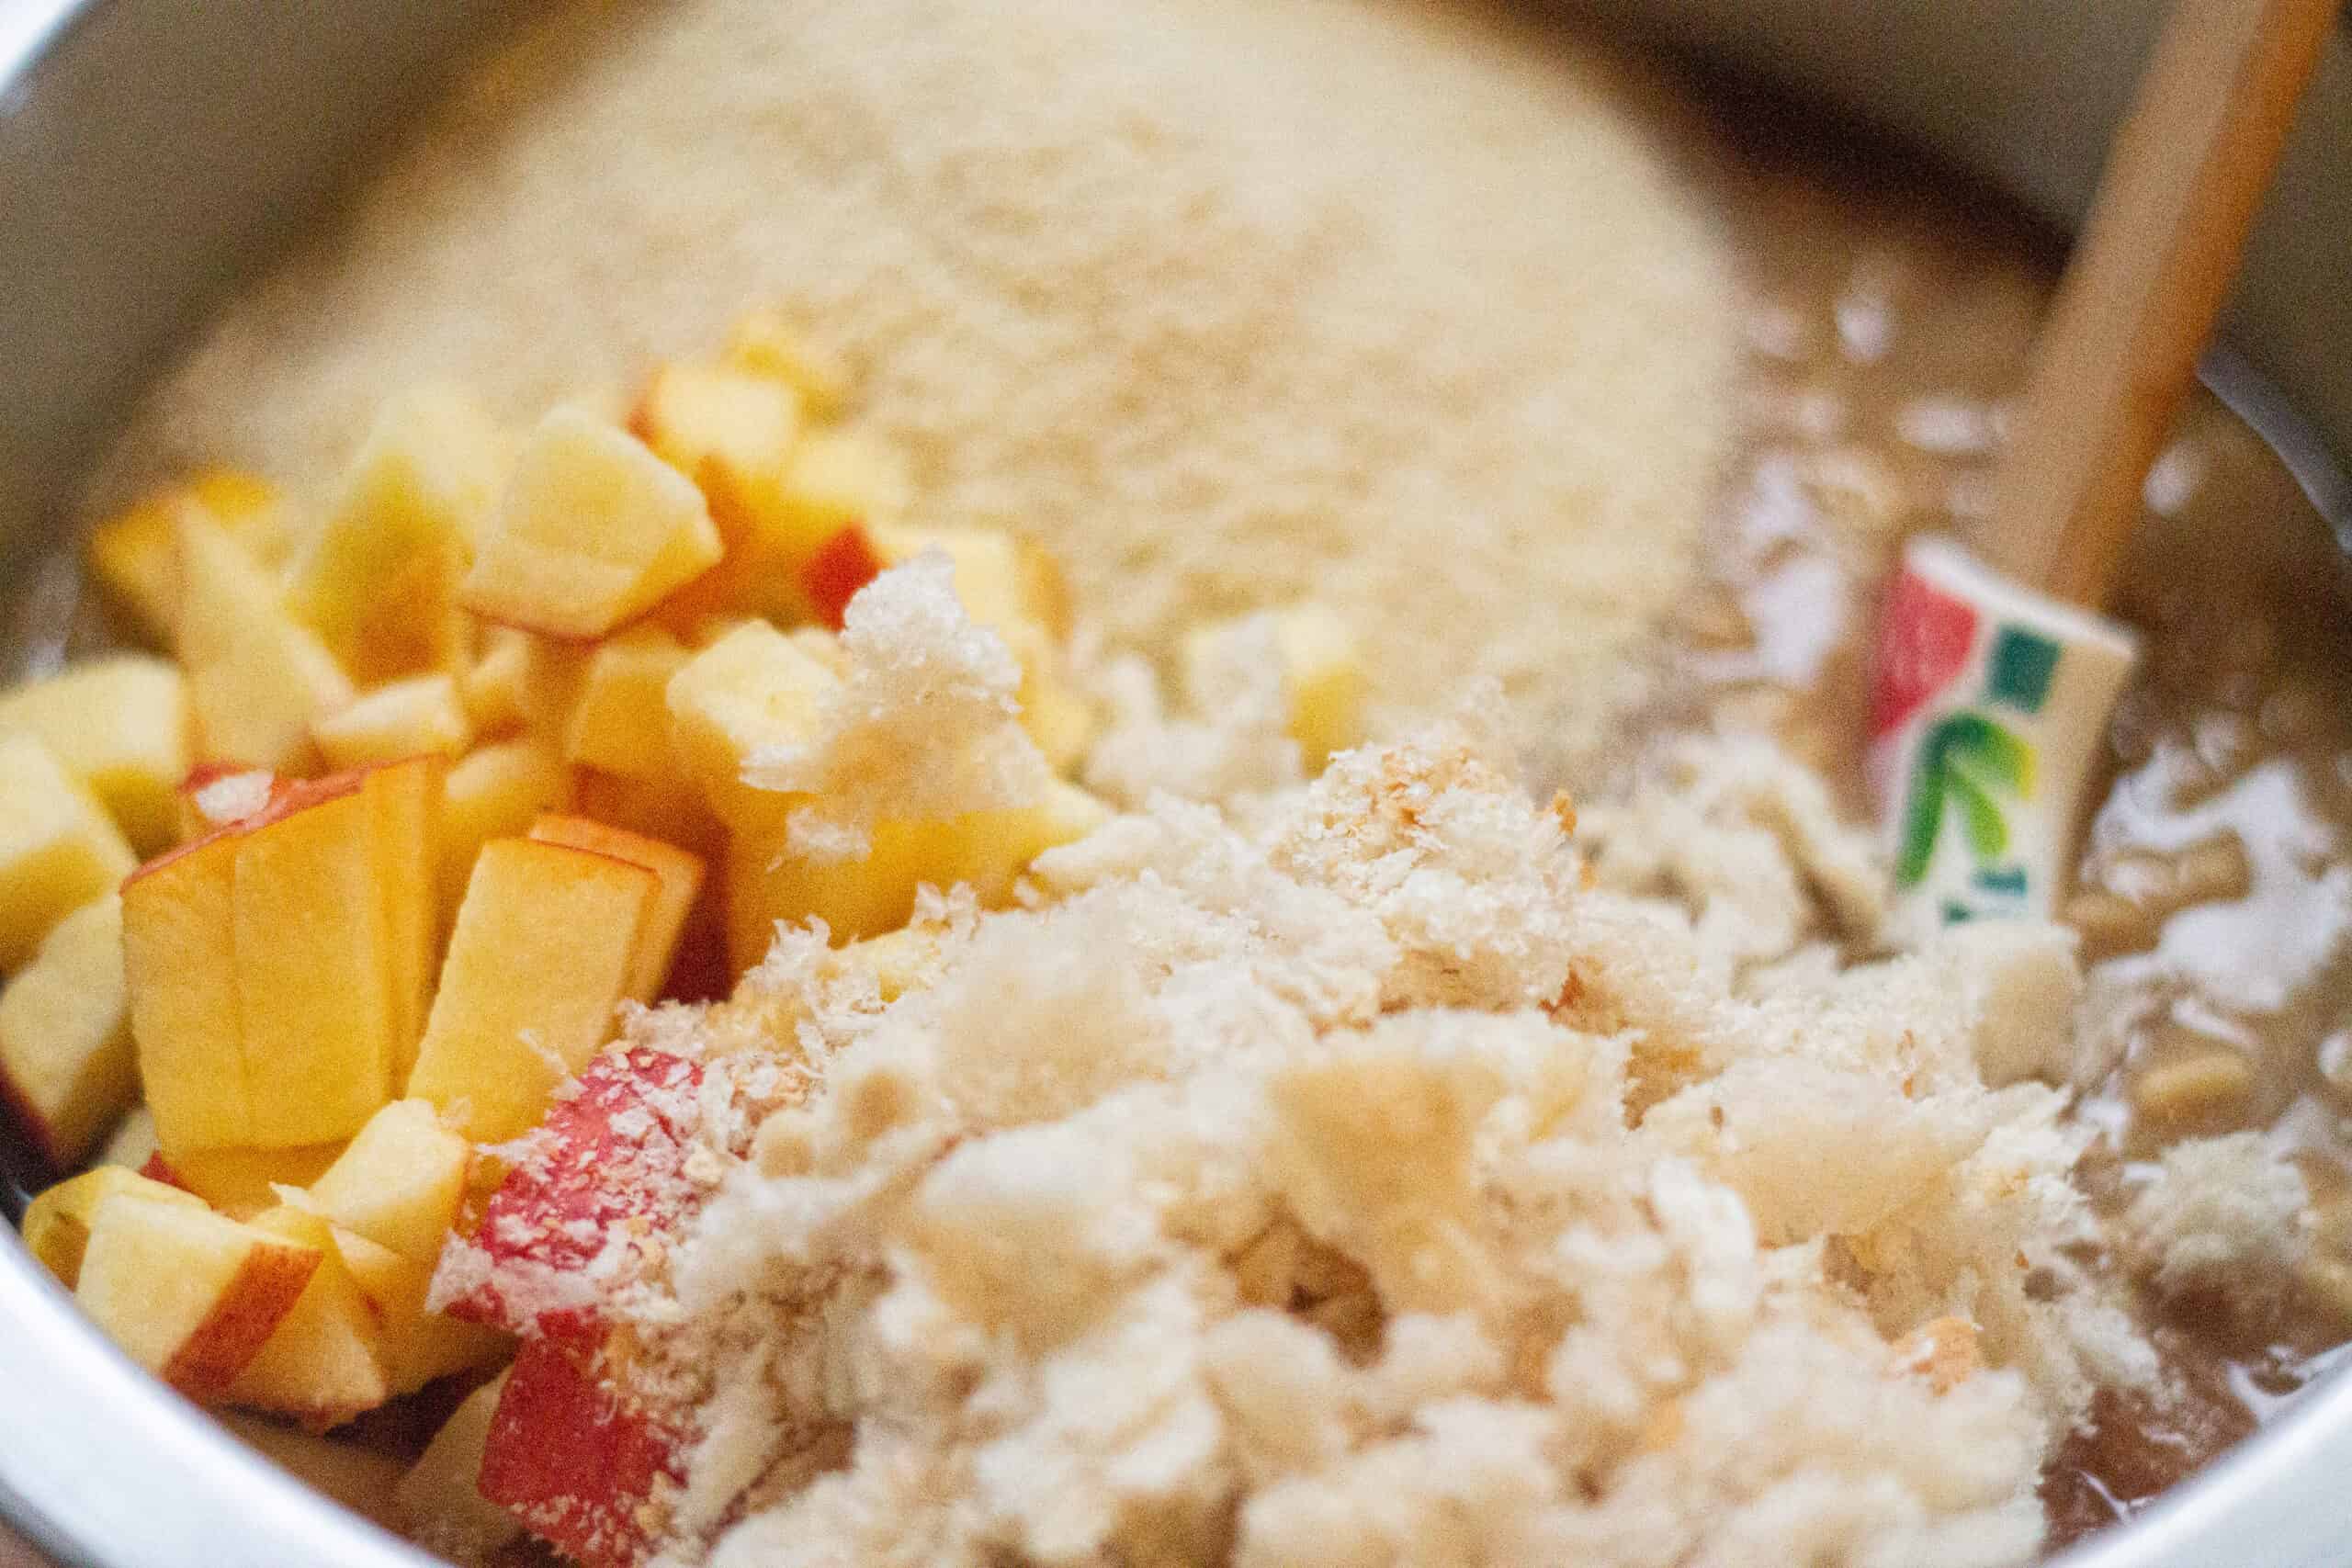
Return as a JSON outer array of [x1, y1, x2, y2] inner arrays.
[[1, 2, 2346, 1563]]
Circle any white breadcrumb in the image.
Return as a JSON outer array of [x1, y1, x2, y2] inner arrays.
[[2121, 1133, 2312, 1303], [594, 716, 2161, 1568], [741, 556, 1055, 859]]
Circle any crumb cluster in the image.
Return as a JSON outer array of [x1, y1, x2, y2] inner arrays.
[[490, 655, 2268, 1568]]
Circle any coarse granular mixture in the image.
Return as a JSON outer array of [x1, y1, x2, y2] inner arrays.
[[432, 570, 2299, 1568], [87, 0, 1737, 768]]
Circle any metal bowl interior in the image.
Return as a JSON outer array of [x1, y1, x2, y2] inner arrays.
[[0, 2, 2346, 1565]]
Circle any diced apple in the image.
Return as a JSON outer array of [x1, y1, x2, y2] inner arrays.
[[229, 784, 398, 1145], [0, 893, 137, 1168], [562, 629, 691, 783], [664, 620, 837, 827], [97, 1104, 159, 1170], [406, 838, 657, 1144], [727, 782, 1110, 962], [458, 627, 533, 739], [481, 1339, 686, 1568], [176, 512, 356, 771], [286, 387, 505, 683], [130, 760, 440, 1156], [328, 1225, 509, 1396], [628, 360, 801, 491], [871, 525, 1089, 768], [223, 1206, 390, 1429], [87, 470, 287, 647], [362, 755, 448, 1068], [164, 1143, 345, 1221], [526, 816, 704, 1004], [1180, 604, 1367, 771], [0, 733, 138, 970], [307, 1099, 469, 1265], [75, 1192, 321, 1400], [20, 1165, 205, 1287], [440, 1046, 704, 1344], [572, 767, 724, 857], [439, 738, 576, 923], [220, 1413, 409, 1534], [723, 310, 849, 417], [460, 408, 722, 640], [799, 523, 887, 632], [0, 656, 190, 853], [124, 820, 250, 1155], [311, 674, 472, 771], [396, 1372, 523, 1562], [780, 429, 907, 540], [458, 628, 594, 748]]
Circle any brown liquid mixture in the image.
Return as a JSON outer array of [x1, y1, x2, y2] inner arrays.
[[1657, 76, 2352, 1551]]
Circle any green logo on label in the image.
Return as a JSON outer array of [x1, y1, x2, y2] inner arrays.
[[1894, 711, 2036, 888], [1986, 626, 2059, 714]]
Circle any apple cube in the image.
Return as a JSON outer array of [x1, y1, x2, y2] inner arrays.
[[562, 629, 691, 783], [220, 1413, 409, 1535], [458, 628, 593, 747], [97, 1104, 159, 1170], [75, 1192, 321, 1400], [21, 1164, 205, 1287], [0, 893, 137, 1168], [327, 1225, 509, 1396], [438, 1045, 704, 1344], [664, 620, 837, 827], [223, 1206, 390, 1429], [779, 428, 907, 540], [799, 523, 886, 632], [396, 1371, 524, 1562], [628, 360, 802, 491], [1182, 604, 1367, 771], [129, 759, 441, 1156], [0, 655, 190, 853], [0, 733, 138, 970], [526, 816, 704, 1004], [571, 767, 723, 858], [480, 1337, 686, 1568], [286, 387, 505, 684], [406, 838, 658, 1144], [176, 512, 356, 771], [87, 469, 287, 647], [311, 674, 472, 771], [307, 1099, 469, 1265], [439, 737, 576, 922], [871, 525, 1089, 768], [227, 784, 401, 1145], [723, 310, 848, 417], [460, 408, 722, 640], [726, 781, 1110, 962], [161, 1143, 345, 1221]]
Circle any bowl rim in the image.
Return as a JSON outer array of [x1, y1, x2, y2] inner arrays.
[[0, 3, 2346, 1566]]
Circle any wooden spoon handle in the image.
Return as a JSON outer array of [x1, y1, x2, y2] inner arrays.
[[1983, 0, 2335, 607]]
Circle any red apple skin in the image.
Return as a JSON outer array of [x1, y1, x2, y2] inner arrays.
[[479, 1336, 686, 1568], [799, 523, 885, 632], [442, 1047, 705, 1348]]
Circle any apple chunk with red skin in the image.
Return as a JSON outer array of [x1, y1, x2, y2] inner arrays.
[[448, 1047, 707, 1568], [480, 1336, 688, 1568], [123, 756, 443, 1157], [438, 1045, 705, 1347], [74, 1192, 321, 1401]]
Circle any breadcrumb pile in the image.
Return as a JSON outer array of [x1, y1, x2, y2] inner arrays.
[[522, 584, 2265, 1567]]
